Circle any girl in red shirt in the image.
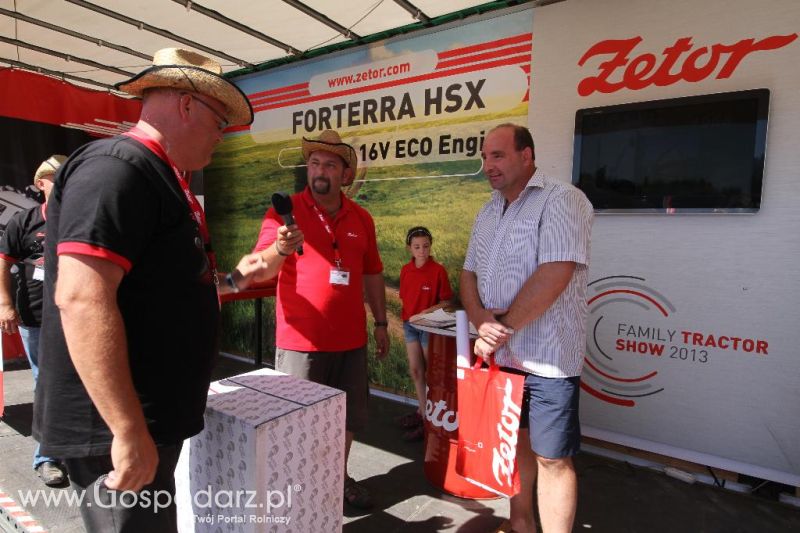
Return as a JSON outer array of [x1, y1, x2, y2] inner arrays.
[[397, 226, 453, 441]]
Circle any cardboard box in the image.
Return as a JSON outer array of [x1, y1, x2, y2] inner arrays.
[[176, 368, 345, 532]]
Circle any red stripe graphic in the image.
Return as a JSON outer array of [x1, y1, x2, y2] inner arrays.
[[438, 33, 532, 60], [584, 357, 658, 383], [252, 54, 530, 113], [246, 33, 533, 112], [249, 82, 310, 100], [580, 382, 635, 407], [588, 289, 669, 317], [436, 44, 533, 70], [251, 88, 312, 106]]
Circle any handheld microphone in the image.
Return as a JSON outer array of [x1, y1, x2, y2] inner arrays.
[[271, 192, 303, 255]]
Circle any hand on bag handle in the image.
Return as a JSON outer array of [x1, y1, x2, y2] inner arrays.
[[473, 336, 498, 365], [472, 352, 499, 371]]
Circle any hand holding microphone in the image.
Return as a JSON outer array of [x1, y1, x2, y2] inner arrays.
[[271, 192, 304, 256]]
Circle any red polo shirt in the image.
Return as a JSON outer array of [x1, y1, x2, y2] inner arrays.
[[399, 257, 453, 320], [254, 187, 383, 351]]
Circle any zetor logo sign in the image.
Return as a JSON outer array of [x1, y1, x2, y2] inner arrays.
[[492, 377, 521, 489], [577, 33, 798, 96]]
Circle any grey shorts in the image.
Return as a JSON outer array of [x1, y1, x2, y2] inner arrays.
[[513, 372, 582, 459], [275, 346, 369, 433]]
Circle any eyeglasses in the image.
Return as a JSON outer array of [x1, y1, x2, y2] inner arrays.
[[188, 93, 229, 132]]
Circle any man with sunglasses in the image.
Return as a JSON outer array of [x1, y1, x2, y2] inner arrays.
[[33, 48, 265, 532]]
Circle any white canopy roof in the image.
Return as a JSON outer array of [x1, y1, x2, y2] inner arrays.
[[0, 0, 527, 93]]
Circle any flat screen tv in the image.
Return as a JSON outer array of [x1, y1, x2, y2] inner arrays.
[[572, 89, 769, 213]]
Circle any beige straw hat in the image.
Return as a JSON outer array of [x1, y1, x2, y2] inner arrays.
[[115, 48, 253, 127], [301, 130, 358, 171], [33, 154, 67, 183]]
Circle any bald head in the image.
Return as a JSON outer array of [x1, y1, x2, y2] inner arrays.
[[135, 88, 226, 172]]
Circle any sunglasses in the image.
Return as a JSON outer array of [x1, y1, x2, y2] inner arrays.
[[187, 93, 229, 132]]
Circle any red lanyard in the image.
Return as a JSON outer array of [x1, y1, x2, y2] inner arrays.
[[310, 203, 343, 267], [123, 127, 218, 277]]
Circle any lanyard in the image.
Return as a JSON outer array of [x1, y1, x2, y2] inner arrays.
[[310, 203, 343, 267], [123, 127, 218, 279]]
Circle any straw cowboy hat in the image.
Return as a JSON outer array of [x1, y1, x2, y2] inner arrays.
[[302, 130, 359, 174], [115, 48, 253, 126], [33, 154, 67, 184]]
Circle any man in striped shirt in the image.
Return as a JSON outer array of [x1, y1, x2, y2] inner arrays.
[[461, 123, 593, 533]]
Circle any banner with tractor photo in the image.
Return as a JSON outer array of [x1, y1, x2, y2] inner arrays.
[[205, 6, 534, 394]]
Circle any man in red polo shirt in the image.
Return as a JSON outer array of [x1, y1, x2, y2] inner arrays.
[[250, 129, 389, 509]]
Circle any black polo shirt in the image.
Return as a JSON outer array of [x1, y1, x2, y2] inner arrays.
[[0, 204, 46, 326], [33, 136, 219, 458]]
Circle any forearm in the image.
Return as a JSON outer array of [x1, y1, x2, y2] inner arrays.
[[251, 245, 286, 283], [64, 304, 145, 435], [0, 259, 16, 308], [249, 223, 303, 286], [459, 270, 486, 324], [502, 261, 576, 330], [0, 259, 19, 331], [363, 274, 387, 321]]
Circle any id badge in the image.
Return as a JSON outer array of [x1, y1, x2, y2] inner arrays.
[[330, 267, 350, 286], [33, 265, 45, 281]]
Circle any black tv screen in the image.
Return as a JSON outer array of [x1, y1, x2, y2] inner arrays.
[[572, 89, 769, 213]]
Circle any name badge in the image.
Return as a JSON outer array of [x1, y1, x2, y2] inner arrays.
[[33, 265, 45, 281], [330, 267, 350, 286]]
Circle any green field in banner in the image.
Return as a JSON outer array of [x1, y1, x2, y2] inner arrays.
[[204, 110, 528, 394]]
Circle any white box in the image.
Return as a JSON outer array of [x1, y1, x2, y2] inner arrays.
[[176, 368, 345, 533]]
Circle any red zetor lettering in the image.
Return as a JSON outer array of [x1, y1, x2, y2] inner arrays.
[[577, 33, 798, 96], [492, 378, 521, 489], [756, 340, 768, 355]]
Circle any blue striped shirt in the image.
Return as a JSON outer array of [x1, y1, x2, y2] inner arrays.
[[464, 169, 593, 377]]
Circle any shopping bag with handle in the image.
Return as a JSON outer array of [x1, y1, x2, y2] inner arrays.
[[456, 357, 524, 497]]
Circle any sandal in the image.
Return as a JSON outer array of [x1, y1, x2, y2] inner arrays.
[[344, 476, 373, 509], [394, 410, 423, 429], [401, 424, 425, 442]]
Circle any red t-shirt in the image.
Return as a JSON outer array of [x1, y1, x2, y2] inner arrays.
[[254, 188, 383, 351], [399, 258, 453, 320]]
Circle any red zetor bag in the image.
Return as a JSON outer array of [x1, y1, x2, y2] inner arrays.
[[456, 358, 525, 497]]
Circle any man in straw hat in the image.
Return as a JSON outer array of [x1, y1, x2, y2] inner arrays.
[[0, 154, 68, 486], [32, 48, 266, 531], [244, 129, 389, 509]]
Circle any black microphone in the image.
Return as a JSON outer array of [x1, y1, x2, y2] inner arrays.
[[271, 191, 303, 255]]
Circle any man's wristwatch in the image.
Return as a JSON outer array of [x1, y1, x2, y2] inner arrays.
[[374, 321, 388, 328], [225, 272, 240, 293]]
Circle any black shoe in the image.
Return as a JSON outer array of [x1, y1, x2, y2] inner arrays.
[[394, 411, 423, 429], [401, 424, 425, 442], [344, 476, 373, 509], [35, 461, 67, 487]]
